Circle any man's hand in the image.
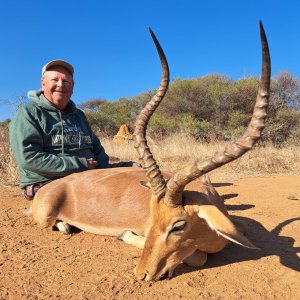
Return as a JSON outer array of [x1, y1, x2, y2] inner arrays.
[[132, 162, 142, 168], [86, 158, 98, 169]]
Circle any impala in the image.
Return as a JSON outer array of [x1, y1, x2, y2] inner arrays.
[[32, 21, 270, 281]]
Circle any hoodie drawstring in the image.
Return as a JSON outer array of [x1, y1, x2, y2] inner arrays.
[[58, 111, 65, 155]]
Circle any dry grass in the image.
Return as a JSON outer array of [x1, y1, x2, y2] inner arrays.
[[101, 132, 300, 180], [1, 127, 299, 186], [0, 126, 18, 185]]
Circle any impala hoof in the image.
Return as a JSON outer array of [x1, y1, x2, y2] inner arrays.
[[117, 230, 131, 241], [54, 221, 71, 235]]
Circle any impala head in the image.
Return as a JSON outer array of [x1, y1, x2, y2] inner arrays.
[[134, 22, 271, 281]]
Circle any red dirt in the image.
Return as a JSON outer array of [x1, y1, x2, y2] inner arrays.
[[1, 175, 299, 299]]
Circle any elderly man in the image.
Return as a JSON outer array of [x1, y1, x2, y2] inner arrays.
[[10, 59, 136, 200]]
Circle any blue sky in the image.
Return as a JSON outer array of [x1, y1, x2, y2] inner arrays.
[[0, 0, 299, 121]]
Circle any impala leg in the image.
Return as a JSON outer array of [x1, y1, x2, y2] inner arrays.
[[118, 230, 146, 249], [183, 250, 207, 267]]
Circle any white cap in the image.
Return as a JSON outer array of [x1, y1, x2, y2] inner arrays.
[[42, 59, 74, 76]]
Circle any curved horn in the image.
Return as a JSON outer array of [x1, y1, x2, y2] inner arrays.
[[134, 28, 169, 196], [164, 21, 271, 207]]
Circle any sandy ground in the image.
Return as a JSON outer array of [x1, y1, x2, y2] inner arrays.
[[0, 175, 299, 300]]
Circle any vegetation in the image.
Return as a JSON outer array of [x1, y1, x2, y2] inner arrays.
[[79, 98, 140, 135], [0, 121, 18, 185], [2, 71, 299, 146], [76, 71, 300, 146], [1, 70, 299, 185], [2, 125, 299, 186]]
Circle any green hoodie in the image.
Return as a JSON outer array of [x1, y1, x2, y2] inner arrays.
[[9, 90, 110, 188]]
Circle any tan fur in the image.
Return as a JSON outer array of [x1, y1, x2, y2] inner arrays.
[[33, 169, 252, 281]]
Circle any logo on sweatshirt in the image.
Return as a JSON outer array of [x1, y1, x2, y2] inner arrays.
[[51, 124, 92, 146]]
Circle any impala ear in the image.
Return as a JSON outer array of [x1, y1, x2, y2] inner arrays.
[[198, 205, 258, 249], [140, 181, 151, 190]]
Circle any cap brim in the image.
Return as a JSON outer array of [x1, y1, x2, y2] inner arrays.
[[42, 59, 74, 76]]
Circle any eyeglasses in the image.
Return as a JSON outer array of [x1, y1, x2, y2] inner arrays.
[[50, 78, 73, 87]]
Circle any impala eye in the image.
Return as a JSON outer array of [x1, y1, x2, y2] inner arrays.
[[170, 221, 187, 234]]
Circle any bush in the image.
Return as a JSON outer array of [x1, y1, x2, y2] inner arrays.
[[263, 109, 300, 146]]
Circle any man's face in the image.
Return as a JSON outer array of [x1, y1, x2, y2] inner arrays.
[[41, 66, 74, 110]]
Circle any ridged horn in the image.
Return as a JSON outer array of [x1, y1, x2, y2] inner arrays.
[[164, 21, 271, 207], [134, 28, 169, 196]]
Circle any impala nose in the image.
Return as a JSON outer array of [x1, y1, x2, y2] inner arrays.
[[134, 267, 148, 280]]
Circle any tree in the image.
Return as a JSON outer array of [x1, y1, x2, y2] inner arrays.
[[271, 71, 300, 111], [80, 71, 300, 145], [83, 98, 140, 135], [78, 98, 106, 111]]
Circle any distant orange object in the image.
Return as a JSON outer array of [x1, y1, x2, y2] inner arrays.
[[113, 124, 134, 145]]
